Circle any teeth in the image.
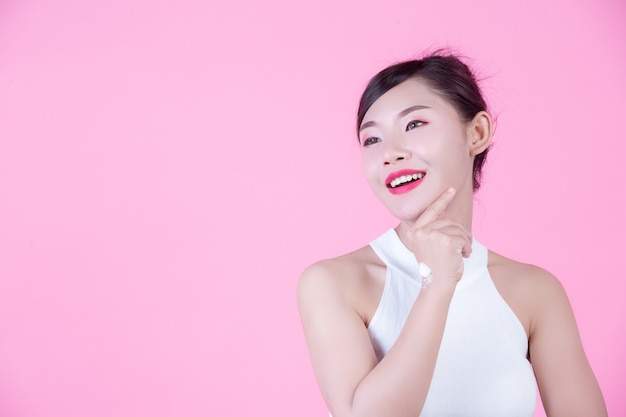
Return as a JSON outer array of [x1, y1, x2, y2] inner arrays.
[[390, 172, 425, 188]]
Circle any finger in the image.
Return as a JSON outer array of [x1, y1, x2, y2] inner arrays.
[[427, 223, 473, 258], [414, 224, 472, 256], [461, 244, 472, 258], [414, 187, 456, 229], [420, 218, 472, 240], [433, 225, 472, 243], [440, 233, 471, 259], [439, 226, 472, 257], [445, 230, 473, 258]]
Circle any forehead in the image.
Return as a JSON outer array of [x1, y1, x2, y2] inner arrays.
[[361, 78, 457, 124]]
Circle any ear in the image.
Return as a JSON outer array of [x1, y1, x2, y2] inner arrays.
[[466, 111, 493, 156]]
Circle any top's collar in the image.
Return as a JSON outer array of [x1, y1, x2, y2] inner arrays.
[[370, 228, 488, 290]]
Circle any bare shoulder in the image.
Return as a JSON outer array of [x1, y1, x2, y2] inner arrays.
[[489, 250, 564, 292], [297, 245, 386, 324], [487, 250, 570, 338], [298, 245, 379, 295]]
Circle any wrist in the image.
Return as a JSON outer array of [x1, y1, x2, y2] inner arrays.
[[418, 262, 457, 293]]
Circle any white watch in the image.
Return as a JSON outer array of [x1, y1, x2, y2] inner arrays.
[[418, 262, 432, 288]]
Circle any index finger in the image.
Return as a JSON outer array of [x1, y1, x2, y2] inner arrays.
[[413, 187, 456, 229]]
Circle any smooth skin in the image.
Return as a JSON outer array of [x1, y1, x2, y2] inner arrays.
[[297, 79, 607, 417]]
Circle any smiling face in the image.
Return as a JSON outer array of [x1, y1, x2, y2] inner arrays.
[[359, 78, 477, 222]]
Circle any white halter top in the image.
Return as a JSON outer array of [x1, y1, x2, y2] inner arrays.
[[367, 228, 537, 417]]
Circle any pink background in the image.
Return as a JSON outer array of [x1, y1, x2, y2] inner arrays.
[[0, 0, 624, 416]]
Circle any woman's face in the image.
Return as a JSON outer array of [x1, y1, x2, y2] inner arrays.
[[359, 78, 475, 222]]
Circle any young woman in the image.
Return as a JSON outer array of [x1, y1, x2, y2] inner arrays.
[[297, 53, 607, 417]]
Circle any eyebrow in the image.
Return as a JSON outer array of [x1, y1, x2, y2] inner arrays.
[[359, 105, 431, 132]]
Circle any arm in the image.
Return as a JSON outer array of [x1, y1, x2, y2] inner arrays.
[[528, 271, 607, 417], [297, 188, 470, 417], [298, 261, 456, 417]]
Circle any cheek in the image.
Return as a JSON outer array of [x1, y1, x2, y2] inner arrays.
[[360, 154, 375, 181], [432, 130, 469, 160], [361, 157, 386, 196], [440, 142, 475, 183]]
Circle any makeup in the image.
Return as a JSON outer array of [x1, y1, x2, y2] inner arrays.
[[385, 169, 426, 195]]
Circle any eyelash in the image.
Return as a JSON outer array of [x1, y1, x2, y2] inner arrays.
[[362, 137, 380, 146], [406, 120, 425, 131], [362, 120, 425, 146]]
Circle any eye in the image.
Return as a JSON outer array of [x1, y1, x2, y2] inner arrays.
[[406, 120, 425, 131], [362, 136, 381, 146]]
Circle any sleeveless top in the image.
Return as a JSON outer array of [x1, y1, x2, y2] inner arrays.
[[367, 228, 537, 417]]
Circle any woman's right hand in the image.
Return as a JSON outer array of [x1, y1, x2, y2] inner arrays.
[[299, 186, 475, 417], [404, 187, 473, 286]]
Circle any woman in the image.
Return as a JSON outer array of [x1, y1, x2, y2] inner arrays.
[[297, 52, 607, 417]]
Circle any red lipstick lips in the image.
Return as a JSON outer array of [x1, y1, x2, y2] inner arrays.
[[385, 169, 426, 195]]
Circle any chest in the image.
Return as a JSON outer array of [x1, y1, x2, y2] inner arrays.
[[366, 266, 537, 416]]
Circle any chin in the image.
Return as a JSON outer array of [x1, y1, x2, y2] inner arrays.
[[386, 203, 428, 223], [376, 188, 435, 222]]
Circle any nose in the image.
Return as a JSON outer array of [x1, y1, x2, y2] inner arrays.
[[383, 140, 411, 165]]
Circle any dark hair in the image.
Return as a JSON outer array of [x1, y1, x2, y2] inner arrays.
[[357, 52, 491, 191]]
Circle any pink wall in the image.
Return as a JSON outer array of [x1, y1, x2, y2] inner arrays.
[[0, 0, 624, 416]]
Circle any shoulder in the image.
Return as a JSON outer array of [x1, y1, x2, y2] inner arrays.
[[297, 244, 384, 298], [488, 250, 566, 299], [489, 250, 560, 284], [297, 245, 385, 322], [487, 250, 571, 337]]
